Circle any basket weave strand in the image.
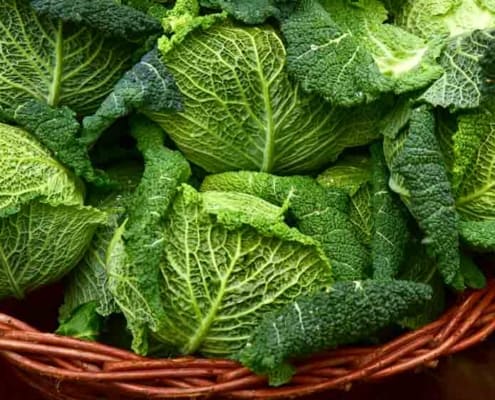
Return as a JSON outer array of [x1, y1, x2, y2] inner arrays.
[[0, 281, 494, 399]]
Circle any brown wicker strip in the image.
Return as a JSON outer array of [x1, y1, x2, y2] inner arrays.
[[0, 281, 494, 399]]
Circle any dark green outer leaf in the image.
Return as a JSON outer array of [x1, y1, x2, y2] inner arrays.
[[420, 30, 495, 110], [12, 100, 107, 186], [82, 49, 182, 146], [30, 0, 162, 41], [370, 143, 410, 280], [384, 106, 462, 288], [460, 220, 495, 252], [281, 0, 388, 107], [239, 280, 432, 386], [200, 0, 296, 24], [107, 117, 191, 354]]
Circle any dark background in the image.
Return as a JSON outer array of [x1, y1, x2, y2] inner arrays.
[[1, 285, 495, 400]]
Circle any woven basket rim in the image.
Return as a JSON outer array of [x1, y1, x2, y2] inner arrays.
[[0, 281, 494, 399]]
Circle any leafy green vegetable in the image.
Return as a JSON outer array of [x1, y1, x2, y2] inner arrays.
[[158, 0, 226, 55], [437, 99, 495, 251], [0, 122, 82, 216], [5, 0, 493, 382], [0, 0, 138, 116], [420, 30, 495, 110], [81, 49, 182, 146], [317, 154, 372, 196], [58, 163, 142, 323], [384, 106, 462, 288], [397, 1, 495, 109], [202, 171, 370, 280], [107, 117, 191, 353], [200, 0, 296, 24], [460, 220, 495, 251], [398, 0, 495, 39], [0, 122, 106, 300], [452, 100, 495, 219], [30, 0, 162, 41], [10, 100, 107, 186], [0, 201, 106, 299], [239, 280, 432, 386], [151, 23, 382, 173], [154, 184, 332, 356], [281, 0, 442, 106], [370, 143, 410, 280]]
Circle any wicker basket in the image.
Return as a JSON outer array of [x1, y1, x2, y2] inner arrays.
[[0, 281, 494, 399]]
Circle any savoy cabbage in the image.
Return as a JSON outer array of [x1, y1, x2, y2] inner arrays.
[[3, 0, 495, 390], [149, 23, 384, 174], [0, 123, 106, 299]]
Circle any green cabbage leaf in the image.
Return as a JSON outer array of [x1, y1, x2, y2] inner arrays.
[[0, 123, 106, 299], [281, 0, 443, 107], [150, 23, 383, 174], [202, 171, 369, 281]]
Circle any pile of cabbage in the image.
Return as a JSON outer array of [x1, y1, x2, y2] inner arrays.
[[1, 0, 494, 386]]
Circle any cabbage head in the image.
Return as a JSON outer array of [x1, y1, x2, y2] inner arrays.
[[148, 24, 383, 174], [0, 123, 106, 299]]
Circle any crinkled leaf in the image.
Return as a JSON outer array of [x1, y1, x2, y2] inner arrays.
[[200, 0, 296, 24], [0, 122, 82, 217], [30, 0, 162, 41], [202, 172, 370, 281], [59, 222, 120, 322], [348, 185, 373, 246], [82, 49, 182, 145], [370, 143, 410, 280], [158, 0, 227, 56], [59, 162, 142, 322], [281, 0, 388, 107], [152, 24, 383, 173], [384, 106, 462, 288], [154, 184, 332, 357], [454, 101, 495, 220], [107, 117, 191, 354], [0, 0, 134, 115], [281, 0, 442, 107], [0, 202, 106, 299], [239, 280, 432, 386], [420, 30, 495, 110], [459, 219, 495, 251], [11, 100, 108, 186]]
